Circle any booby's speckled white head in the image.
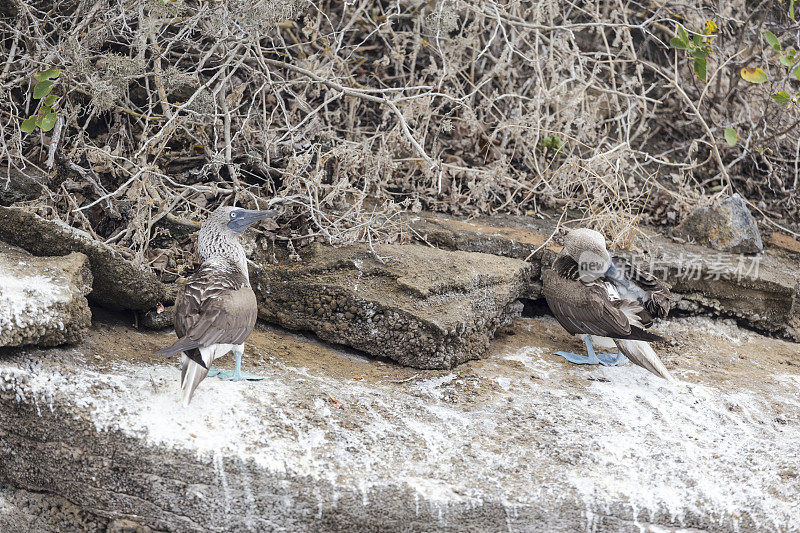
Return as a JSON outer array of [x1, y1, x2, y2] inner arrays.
[[562, 228, 613, 282], [197, 205, 280, 277]]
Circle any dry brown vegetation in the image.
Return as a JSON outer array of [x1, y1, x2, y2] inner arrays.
[[1, 0, 799, 276]]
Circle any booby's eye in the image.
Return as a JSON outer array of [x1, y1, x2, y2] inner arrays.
[[230, 211, 237, 219]]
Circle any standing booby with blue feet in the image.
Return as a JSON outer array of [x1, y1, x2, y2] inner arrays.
[[542, 228, 674, 381], [157, 205, 280, 405]]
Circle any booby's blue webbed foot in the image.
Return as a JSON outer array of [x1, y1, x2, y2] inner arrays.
[[217, 369, 265, 381], [555, 337, 627, 367], [595, 350, 627, 366], [216, 351, 264, 382], [555, 351, 602, 365], [206, 366, 221, 377]]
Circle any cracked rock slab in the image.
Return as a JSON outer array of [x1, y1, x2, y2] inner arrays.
[[617, 234, 800, 340], [408, 211, 800, 340], [0, 207, 167, 311], [0, 242, 92, 347], [250, 242, 531, 369]]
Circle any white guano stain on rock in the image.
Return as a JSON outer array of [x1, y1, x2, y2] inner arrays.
[[1, 315, 799, 530], [0, 274, 71, 336]]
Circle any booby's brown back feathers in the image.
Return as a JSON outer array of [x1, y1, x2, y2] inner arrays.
[[158, 256, 258, 367]]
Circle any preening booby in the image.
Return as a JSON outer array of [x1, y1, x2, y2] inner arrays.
[[157, 205, 279, 405], [542, 228, 674, 381]]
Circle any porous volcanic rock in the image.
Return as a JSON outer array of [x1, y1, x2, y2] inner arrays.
[[673, 193, 764, 254], [0, 207, 167, 311], [250, 242, 531, 369], [0, 242, 92, 347]]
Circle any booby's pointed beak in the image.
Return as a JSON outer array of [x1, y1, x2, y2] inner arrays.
[[227, 208, 281, 233], [605, 261, 619, 279]]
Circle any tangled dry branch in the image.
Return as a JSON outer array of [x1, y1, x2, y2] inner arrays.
[[1, 0, 798, 277]]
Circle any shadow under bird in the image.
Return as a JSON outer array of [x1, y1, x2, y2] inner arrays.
[[156, 205, 280, 405], [542, 228, 674, 381]]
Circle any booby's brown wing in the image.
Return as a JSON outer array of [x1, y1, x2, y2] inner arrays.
[[157, 260, 257, 365], [543, 261, 663, 342]]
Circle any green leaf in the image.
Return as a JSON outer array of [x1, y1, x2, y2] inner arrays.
[[764, 30, 781, 52], [771, 91, 792, 103], [792, 65, 800, 81], [780, 54, 794, 66], [724, 127, 737, 147], [670, 37, 688, 50], [36, 111, 57, 132], [741, 67, 768, 83], [694, 57, 707, 81], [692, 48, 709, 59], [33, 68, 60, 82], [677, 25, 689, 43], [33, 80, 55, 99], [790, 0, 796, 22], [692, 34, 702, 46], [20, 115, 37, 133], [43, 94, 59, 107]]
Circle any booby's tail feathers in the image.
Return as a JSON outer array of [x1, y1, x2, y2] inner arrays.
[[181, 348, 214, 406], [157, 337, 201, 359], [616, 339, 674, 381]]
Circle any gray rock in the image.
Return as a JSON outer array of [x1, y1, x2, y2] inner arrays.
[[408, 213, 551, 298], [0, 485, 110, 533], [0, 207, 167, 311], [0, 168, 45, 206], [673, 193, 764, 254], [0, 316, 798, 532], [618, 235, 800, 340], [0, 242, 92, 347], [250, 242, 531, 369]]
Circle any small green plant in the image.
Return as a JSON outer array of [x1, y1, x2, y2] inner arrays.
[[669, 21, 717, 82], [539, 135, 564, 155], [20, 68, 61, 133], [671, 17, 800, 148]]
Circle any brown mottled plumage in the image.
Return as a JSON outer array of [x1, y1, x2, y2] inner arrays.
[[157, 205, 278, 404], [173, 257, 258, 369], [543, 228, 674, 380]]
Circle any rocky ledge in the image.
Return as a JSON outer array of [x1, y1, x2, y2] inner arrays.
[[0, 313, 798, 532], [0, 206, 168, 311], [0, 242, 92, 347], [249, 242, 531, 369], [409, 212, 800, 340]]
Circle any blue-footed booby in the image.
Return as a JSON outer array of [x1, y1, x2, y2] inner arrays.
[[157, 205, 279, 405], [542, 228, 674, 381]]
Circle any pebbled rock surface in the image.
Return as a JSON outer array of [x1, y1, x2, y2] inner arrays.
[[249, 242, 531, 369], [0, 242, 92, 347], [673, 193, 764, 254], [140, 305, 175, 330], [0, 314, 798, 532], [0, 207, 167, 311]]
